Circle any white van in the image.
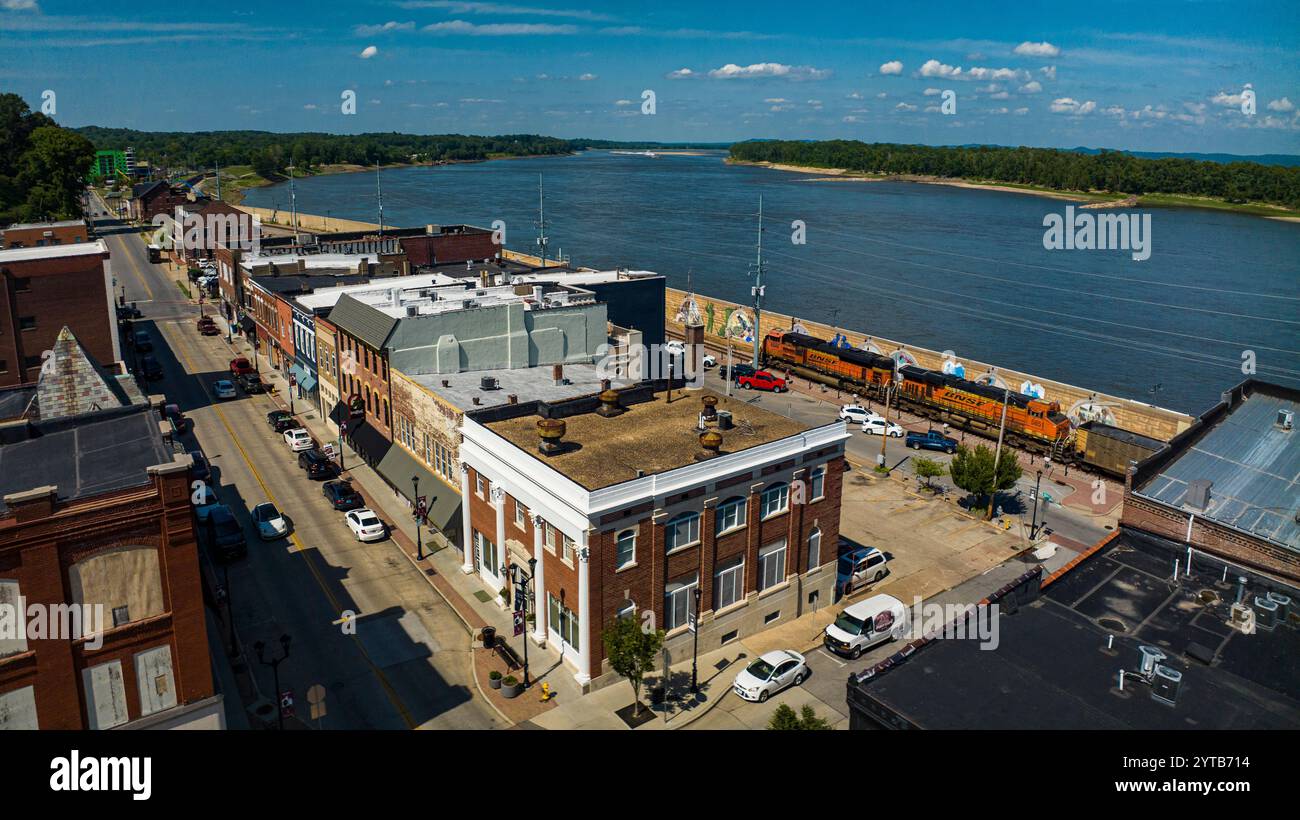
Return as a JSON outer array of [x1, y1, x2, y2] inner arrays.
[[823, 594, 909, 659]]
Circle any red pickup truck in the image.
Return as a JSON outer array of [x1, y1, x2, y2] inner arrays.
[[229, 357, 253, 377], [738, 370, 788, 392]]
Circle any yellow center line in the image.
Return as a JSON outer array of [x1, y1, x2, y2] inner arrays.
[[119, 236, 418, 730]]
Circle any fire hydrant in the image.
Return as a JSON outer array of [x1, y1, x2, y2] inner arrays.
[[539, 682, 553, 702]]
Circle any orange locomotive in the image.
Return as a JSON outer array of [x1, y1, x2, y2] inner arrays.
[[763, 330, 894, 390]]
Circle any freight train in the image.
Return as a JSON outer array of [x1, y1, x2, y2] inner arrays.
[[760, 329, 1158, 475]]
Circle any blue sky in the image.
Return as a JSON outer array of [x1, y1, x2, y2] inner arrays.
[[3, 0, 1299, 154]]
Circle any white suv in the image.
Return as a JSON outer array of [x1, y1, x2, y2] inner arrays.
[[839, 404, 883, 426]]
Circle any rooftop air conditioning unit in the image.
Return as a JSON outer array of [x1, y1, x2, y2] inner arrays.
[[1185, 479, 1212, 511], [1150, 664, 1182, 706], [405, 305, 418, 317], [1254, 596, 1279, 630], [1137, 645, 1166, 678], [1267, 591, 1292, 623], [1277, 409, 1294, 431], [480, 376, 498, 391]]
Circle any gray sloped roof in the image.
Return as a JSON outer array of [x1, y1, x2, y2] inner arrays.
[[328, 293, 398, 350]]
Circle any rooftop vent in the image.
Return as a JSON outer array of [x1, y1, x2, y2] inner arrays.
[[1277, 409, 1294, 431], [405, 305, 418, 318], [596, 389, 624, 418], [1184, 478, 1212, 511], [1267, 591, 1292, 623], [537, 418, 566, 456], [701, 394, 718, 421], [716, 410, 734, 431], [507, 394, 518, 405], [1254, 596, 1279, 631], [552, 364, 564, 387], [696, 430, 723, 461], [480, 376, 498, 391]]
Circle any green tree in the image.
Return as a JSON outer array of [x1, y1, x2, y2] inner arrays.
[[768, 703, 832, 730], [913, 456, 944, 492], [16, 126, 95, 221], [948, 444, 1023, 519], [602, 615, 664, 716]]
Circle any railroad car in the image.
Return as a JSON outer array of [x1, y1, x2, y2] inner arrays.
[[895, 366, 1071, 451], [762, 330, 893, 391]]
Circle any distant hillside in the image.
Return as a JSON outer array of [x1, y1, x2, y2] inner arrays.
[[1067, 146, 1300, 168]]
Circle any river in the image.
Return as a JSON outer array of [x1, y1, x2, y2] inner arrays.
[[243, 150, 1300, 415]]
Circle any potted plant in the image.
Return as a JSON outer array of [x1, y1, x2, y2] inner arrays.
[[501, 675, 522, 699], [488, 670, 502, 690]]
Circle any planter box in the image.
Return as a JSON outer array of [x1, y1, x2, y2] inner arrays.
[[489, 677, 502, 690], [501, 681, 523, 699]]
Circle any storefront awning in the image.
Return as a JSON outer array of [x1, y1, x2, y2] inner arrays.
[[345, 419, 391, 463], [375, 444, 461, 536], [238, 315, 256, 333], [289, 363, 317, 394]]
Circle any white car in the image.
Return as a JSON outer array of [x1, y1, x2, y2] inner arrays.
[[213, 379, 237, 399], [862, 418, 904, 437], [251, 502, 288, 540], [839, 404, 883, 426], [732, 649, 808, 703], [346, 508, 387, 542], [284, 428, 314, 451], [702, 353, 717, 368]]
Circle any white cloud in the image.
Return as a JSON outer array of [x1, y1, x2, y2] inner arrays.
[[1211, 83, 1252, 108], [1103, 105, 1126, 117], [876, 92, 888, 99], [1039, 66, 1056, 80], [1018, 81, 1042, 94], [303, 103, 318, 110], [974, 84, 1000, 94], [666, 67, 694, 79], [422, 20, 578, 35], [1014, 41, 1060, 58], [764, 97, 789, 103], [842, 115, 863, 123], [879, 60, 903, 75], [614, 99, 634, 106], [990, 107, 1009, 115], [0, 0, 39, 9], [989, 91, 1010, 100], [578, 72, 597, 81], [707, 62, 830, 80], [895, 102, 917, 112], [919, 59, 1026, 82], [355, 21, 415, 36], [359, 45, 378, 58], [1267, 97, 1294, 112], [459, 97, 503, 103], [923, 87, 942, 96], [846, 91, 863, 99], [397, 1, 614, 21], [919, 59, 961, 79], [1013, 107, 1028, 115], [1050, 97, 1095, 115]]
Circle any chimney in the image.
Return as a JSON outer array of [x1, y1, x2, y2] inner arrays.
[[537, 418, 566, 456], [532, 285, 544, 303], [552, 364, 564, 386], [427, 224, 436, 235], [479, 269, 490, 288]]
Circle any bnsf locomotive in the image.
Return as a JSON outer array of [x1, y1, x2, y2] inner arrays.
[[762, 330, 1073, 455]]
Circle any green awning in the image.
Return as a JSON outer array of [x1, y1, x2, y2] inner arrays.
[[375, 444, 461, 536]]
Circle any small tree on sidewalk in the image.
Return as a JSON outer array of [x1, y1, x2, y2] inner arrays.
[[949, 444, 1023, 519], [913, 456, 944, 492], [602, 615, 664, 717], [768, 703, 832, 730]]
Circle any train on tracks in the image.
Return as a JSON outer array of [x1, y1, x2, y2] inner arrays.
[[760, 329, 1162, 476]]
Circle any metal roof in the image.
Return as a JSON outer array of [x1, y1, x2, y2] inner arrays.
[[328, 293, 399, 350], [1136, 390, 1299, 552]]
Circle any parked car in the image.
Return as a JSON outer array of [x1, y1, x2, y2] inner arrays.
[[188, 450, 210, 483], [862, 418, 904, 437], [132, 330, 153, 352], [205, 505, 247, 561], [323, 479, 364, 511], [346, 508, 387, 542], [267, 410, 297, 433], [823, 594, 908, 659], [732, 649, 808, 703], [237, 372, 264, 394], [718, 362, 757, 382], [192, 484, 220, 523], [839, 404, 883, 426], [737, 370, 787, 392], [298, 448, 337, 479], [141, 355, 163, 381], [702, 353, 717, 368], [905, 430, 958, 454], [229, 357, 253, 377], [284, 428, 314, 451], [251, 502, 289, 540], [213, 379, 237, 399], [837, 546, 889, 595], [196, 316, 219, 335]]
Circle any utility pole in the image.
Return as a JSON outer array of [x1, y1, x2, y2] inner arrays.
[[215, 159, 222, 202], [749, 196, 766, 368], [535, 173, 549, 266], [376, 161, 384, 238], [988, 388, 1010, 520], [878, 382, 892, 469], [289, 162, 299, 242]]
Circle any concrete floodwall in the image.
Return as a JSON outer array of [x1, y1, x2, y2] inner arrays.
[[662, 287, 1194, 443], [236, 205, 380, 234]]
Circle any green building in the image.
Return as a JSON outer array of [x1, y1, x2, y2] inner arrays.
[[89, 149, 128, 182]]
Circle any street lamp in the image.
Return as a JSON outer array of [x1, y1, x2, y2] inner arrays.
[[412, 474, 423, 560], [505, 559, 537, 688], [254, 634, 292, 730], [1029, 470, 1044, 541], [691, 586, 701, 693]]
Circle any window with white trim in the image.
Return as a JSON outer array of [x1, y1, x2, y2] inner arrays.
[[810, 465, 826, 501], [714, 554, 744, 611], [807, 527, 822, 571], [664, 512, 700, 551], [761, 483, 790, 519], [548, 593, 580, 651], [476, 475, 486, 498], [563, 534, 576, 564], [715, 496, 747, 535], [664, 573, 698, 631], [615, 528, 636, 568], [514, 500, 526, 529], [758, 538, 787, 591]]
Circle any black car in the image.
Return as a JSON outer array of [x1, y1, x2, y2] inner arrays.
[[718, 362, 757, 382], [322, 479, 364, 511], [238, 372, 264, 394], [141, 355, 163, 380], [267, 409, 293, 427], [188, 450, 210, 483], [132, 330, 153, 352], [206, 505, 247, 561], [298, 448, 337, 479], [267, 411, 297, 433]]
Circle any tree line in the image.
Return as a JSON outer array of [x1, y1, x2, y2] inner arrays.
[[730, 139, 1300, 208], [0, 93, 95, 224]]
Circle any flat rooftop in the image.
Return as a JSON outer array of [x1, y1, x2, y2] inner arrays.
[[0, 240, 108, 263], [1135, 385, 1299, 553], [483, 387, 816, 490], [4, 219, 87, 230], [850, 529, 1300, 729], [414, 364, 629, 412]]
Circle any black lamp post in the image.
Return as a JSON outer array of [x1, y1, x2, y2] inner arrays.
[[254, 634, 292, 730], [412, 474, 423, 560], [289, 373, 296, 415], [506, 559, 537, 688], [691, 586, 701, 693], [1029, 470, 1044, 541]]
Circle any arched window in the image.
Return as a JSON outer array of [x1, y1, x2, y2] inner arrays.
[[715, 496, 747, 534], [383, 398, 390, 426], [615, 528, 637, 568], [761, 482, 790, 519], [665, 511, 701, 550], [809, 465, 826, 501], [807, 527, 822, 570]]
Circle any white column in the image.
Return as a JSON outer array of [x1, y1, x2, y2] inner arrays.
[[531, 514, 547, 645], [492, 485, 507, 596], [459, 463, 474, 574], [575, 529, 592, 685]]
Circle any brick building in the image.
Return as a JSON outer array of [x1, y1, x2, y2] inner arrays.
[[459, 382, 848, 689], [398, 224, 499, 267], [0, 241, 119, 388], [1122, 379, 1299, 584], [129, 180, 191, 223], [2, 220, 90, 249], [0, 347, 219, 729]]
